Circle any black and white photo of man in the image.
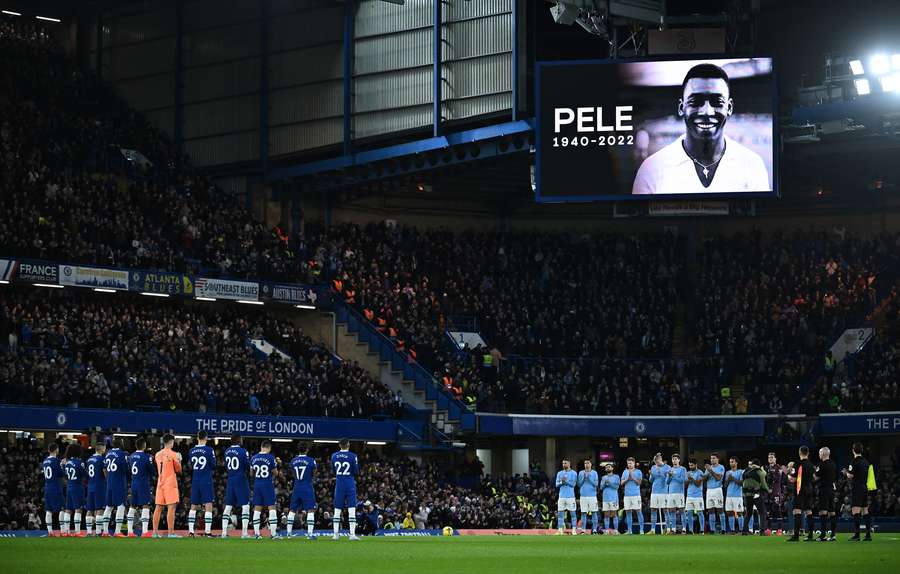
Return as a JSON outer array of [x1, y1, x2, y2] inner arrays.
[[632, 63, 770, 195]]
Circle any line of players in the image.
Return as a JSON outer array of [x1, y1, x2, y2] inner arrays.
[[554, 444, 874, 541], [41, 431, 362, 540]]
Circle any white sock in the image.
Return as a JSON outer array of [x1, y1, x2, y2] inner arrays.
[[253, 511, 261, 537], [307, 512, 315, 536], [348, 507, 356, 536], [46, 511, 53, 535], [287, 512, 296, 535], [205, 511, 213, 534], [222, 506, 233, 536], [333, 509, 341, 535], [188, 509, 197, 533], [127, 509, 135, 534], [86, 515, 94, 535], [101, 507, 112, 534], [268, 510, 277, 537], [60, 511, 69, 534], [115, 505, 126, 533], [141, 508, 150, 534], [241, 505, 250, 536], [74, 512, 82, 534]]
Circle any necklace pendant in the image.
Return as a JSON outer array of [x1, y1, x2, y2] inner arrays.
[[702, 167, 709, 178]]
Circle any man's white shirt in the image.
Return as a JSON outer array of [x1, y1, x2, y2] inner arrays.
[[631, 135, 770, 195]]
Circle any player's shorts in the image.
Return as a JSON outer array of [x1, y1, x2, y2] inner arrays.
[[44, 490, 64, 513], [666, 493, 685, 508], [725, 497, 744, 512], [334, 483, 357, 510], [818, 490, 835, 513], [769, 494, 785, 514], [155, 485, 179, 506], [850, 487, 868, 508], [190, 481, 215, 505], [66, 486, 84, 510], [685, 497, 704, 512], [579, 496, 598, 512], [706, 487, 724, 509], [225, 479, 251, 508], [650, 493, 667, 508], [290, 488, 316, 512], [602, 500, 619, 512], [623, 495, 642, 511], [796, 492, 815, 511], [106, 485, 127, 507], [130, 482, 151, 507], [252, 483, 276, 507], [86, 488, 105, 512], [557, 497, 576, 512]]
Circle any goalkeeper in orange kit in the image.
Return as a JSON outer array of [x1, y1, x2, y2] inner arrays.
[[153, 434, 182, 538]]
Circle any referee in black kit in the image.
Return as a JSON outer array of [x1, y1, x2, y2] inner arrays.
[[844, 442, 873, 541], [814, 447, 837, 541], [786, 446, 815, 542]]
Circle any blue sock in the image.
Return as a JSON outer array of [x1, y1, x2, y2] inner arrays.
[[708, 512, 716, 533], [604, 515, 610, 530], [638, 511, 644, 533], [592, 512, 600, 532], [626, 512, 633, 534], [748, 513, 754, 531], [667, 510, 674, 530], [557, 511, 565, 529], [738, 515, 744, 531], [613, 515, 619, 531], [718, 512, 726, 532], [728, 515, 735, 532], [686, 510, 694, 532], [698, 511, 705, 533]]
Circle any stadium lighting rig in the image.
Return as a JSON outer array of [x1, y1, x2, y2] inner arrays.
[[850, 53, 900, 95]]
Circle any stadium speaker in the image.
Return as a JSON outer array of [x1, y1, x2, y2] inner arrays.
[[550, 2, 579, 25]]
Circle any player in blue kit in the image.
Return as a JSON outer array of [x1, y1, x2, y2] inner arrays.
[[287, 442, 318, 539], [555, 459, 577, 535], [251, 440, 280, 539], [102, 438, 129, 537], [704, 453, 726, 534], [222, 434, 251, 538], [665, 454, 687, 534], [85, 442, 106, 536], [600, 464, 620, 534], [649, 453, 671, 534], [577, 460, 599, 534], [188, 431, 217, 537], [621, 457, 644, 534], [685, 459, 706, 534], [331, 438, 360, 541], [62, 444, 85, 537], [42, 442, 64, 537], [127, 437, 154, 537], [724, 456, 745, 534]]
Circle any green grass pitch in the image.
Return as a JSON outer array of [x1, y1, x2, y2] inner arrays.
[[1, 535, 899, 574]]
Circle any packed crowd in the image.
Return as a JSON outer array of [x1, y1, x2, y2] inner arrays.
[[0, 288, 397, 419]]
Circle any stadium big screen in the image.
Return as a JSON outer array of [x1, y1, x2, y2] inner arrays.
[[535, 56, 777, 202]]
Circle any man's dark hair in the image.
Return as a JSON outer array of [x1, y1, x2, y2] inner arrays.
[[198, 430, 208, 441], [688, 458, 697, 465], [113, 438, 124, 449], [751, 458, 761, 466], [682, 63, 730, 92], [298, 442, 310, 455], [710, 452, 720, 459], [730, 456, 739, 465], [163, 433, 175, 445], [339, 438, 350, 450], [799, 445, 809, 456], [64, 443, 82, 459], [768, 451, 776, 457], [135, 437, 147, 450], [48, 442, 59, 454], [261, 440, 272, 450], [231, 434, 242, 445], [852, 442, 863, 455]]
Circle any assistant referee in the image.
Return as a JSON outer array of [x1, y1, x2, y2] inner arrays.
[[844, 442, 872, 542]]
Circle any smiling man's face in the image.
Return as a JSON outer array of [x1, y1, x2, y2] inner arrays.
[[679, 77, 733, 142]]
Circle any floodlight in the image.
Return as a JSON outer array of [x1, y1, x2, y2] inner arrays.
[[869, 54, 890, 75], [892, 54, 900, 71], [849, 60, 864, 75], [854, 78, 871, 95], [880, 74, 898, 93]]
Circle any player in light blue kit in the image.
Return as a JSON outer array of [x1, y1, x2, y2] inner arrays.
[[251, 440, 281, 539], [222, 434, 251, 538], [704, 452, 726, 534], [331, 438, 360, 540], [287, 442, 318, 539], [621, 457, 644, 534], [188, 431, 217, 537], [577, 460, 599, 534], [85, 442, 106, 536], [42, 442, 64, 537], [62, 444, 85, 537], [666, 454, 687, 534], [685, 458, 706, 534], [127, 437, 154, 537], [102, 438, 129, 537], [600, 464, 621, 534], [555, 459, 577, 535], [724, 456, 745, 534], [649, 453, 671, 534]]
